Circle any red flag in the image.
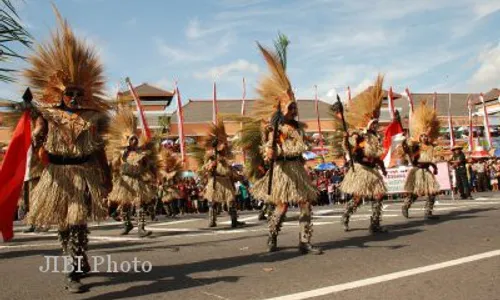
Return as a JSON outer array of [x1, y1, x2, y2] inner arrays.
[[175, 83, 186, 165], [125, 77, 152, 141], [0, 111, 31, 242]]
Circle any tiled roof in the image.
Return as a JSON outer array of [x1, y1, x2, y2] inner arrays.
[[473, 88, 500, 105], [358, 87, 402, 99], [171, 94, 471, 124], [119, 83, 174, 97], [394, 93, 471, 118], [171, 99, 335, 123]]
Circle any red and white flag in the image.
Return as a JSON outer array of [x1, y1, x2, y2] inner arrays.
[[382, 119, 404, 168], [0, 111, 32, 242], [213, 82, 219, 124], [125, 77, 152, 141], [480, 93, 493, 149], [175, 83, 186, 165]]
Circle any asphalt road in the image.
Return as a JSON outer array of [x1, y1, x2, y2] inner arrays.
[[1, 192, 500, 300]]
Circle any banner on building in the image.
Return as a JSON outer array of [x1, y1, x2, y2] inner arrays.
[[383, 162, 452, 194]]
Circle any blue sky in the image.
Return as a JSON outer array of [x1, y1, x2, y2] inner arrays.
[[1, 0, 500, 106]]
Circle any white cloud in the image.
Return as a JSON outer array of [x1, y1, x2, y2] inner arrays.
[[468, 43, 500, 91], [473, 1, 500, 20], [193, 59, 259, 80], [155, 34, 233, 63]]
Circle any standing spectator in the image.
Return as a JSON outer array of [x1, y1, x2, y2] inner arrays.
[[450, 146, 472, 199], [239, 180, 251, 210], [327, 177, 335, 205], [178, 181, 187, 215], [316, 172, 328, 206], [466, 158, 477, 193], [473, 159, 489, 192]]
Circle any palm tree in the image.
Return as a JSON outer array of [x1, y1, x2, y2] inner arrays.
[[0, 0, 32, 82]]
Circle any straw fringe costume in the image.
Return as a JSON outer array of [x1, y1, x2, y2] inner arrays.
[[202, 118, 244, 228], [21, 115, 48, 232], [158, 148, 182, 217], [244, 41, 321, 254], [402, 101, 440, 219], [107, 106, 157, 237], [23, 7, 112, 293], [336, 75, 388, 233]]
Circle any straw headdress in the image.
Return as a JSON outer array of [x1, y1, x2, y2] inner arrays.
[[107, 105, 140, 154], [158, 148, 182, 180], [204, 116, 230, 151], [252, 43, 295, 121], [23, 6, 109, 111], [345, 74, 385, 130], [410, 100, 440, 142]]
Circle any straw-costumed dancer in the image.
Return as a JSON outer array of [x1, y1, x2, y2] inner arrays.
[[22, 6, 112, 293], [158, 147, 182, 217], [228, 113, 274, 221], [336, 75, 388, 233], [107, 105, 157, 237], [200, 117, 245, 228], [401, 100, 441, 219], [247, 40, 321, 255]]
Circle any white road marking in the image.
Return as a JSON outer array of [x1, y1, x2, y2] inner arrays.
[[262, 249, 500, 300], [148, 219, 200, 227], [88, 235, 142, 242], [220, 215, 259, 225]]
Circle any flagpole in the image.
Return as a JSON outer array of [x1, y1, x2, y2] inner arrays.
[[448, 93, 455, 148], [405, 87, 414, 137], [467, 95, 474, 152], [213, 82, 218, 124], [480, 93, 493, 149], [433, 92, 437, 111], [241, 77, 246, 164], [314, 85, 324, 153], [175, 82, 186, 167], [125, 77, 152, 141], [347, 86, 352, 105], [388, 87, 395, 120]]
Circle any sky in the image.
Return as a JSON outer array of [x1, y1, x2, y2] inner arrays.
[[1, 0, 500, 107]]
